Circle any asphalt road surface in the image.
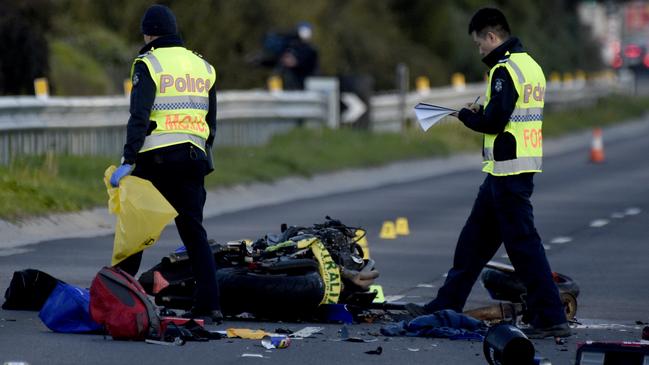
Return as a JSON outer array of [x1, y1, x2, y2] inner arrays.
[[1, 122, 648, 365]]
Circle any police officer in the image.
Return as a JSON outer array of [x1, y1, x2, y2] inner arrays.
[[110, 4, 222, 323], [406, 8, 570, 338]]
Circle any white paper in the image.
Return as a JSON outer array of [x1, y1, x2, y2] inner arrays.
[[413, 103, 457, 131], [289, 326, 324, 338]]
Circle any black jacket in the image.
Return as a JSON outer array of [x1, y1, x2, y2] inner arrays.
[[458, 37, 526, 162], [281, 38, 318, 90], [122, 35, 217, 169]]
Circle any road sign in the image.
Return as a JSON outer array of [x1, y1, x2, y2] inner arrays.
[[341, 92, 367, 124]]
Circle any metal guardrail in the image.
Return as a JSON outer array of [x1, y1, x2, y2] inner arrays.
[[0, 89, 329, 164], [370, 77, 625, 132], [0, 76, 627, 164]]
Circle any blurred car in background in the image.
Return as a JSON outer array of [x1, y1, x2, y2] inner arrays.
[[611, 39, 649, 72]]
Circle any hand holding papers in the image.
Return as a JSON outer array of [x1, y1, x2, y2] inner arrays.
[[413, 103, 458, 131], [465, 96, 481, 112]]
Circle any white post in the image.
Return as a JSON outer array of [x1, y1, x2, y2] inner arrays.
[[305, 77, 340, 128]]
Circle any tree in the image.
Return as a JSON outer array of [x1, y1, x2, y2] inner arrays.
[[0, 0, 51, 95], [24, 0, 603, 94]]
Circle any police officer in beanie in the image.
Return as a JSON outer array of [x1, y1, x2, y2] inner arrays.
[[110, 4, 222, 323], [405, 8, 570, 339]]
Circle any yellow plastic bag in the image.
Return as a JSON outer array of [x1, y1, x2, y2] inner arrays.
[[104, 166, 178, 266], [226, 328, 269, 340]]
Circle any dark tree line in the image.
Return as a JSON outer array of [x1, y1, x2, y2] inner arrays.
[[0, 0, 602, 95], [0, 0, 51, 95]]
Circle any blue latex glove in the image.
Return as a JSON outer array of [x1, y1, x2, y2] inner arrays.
[[110, 164, 133, 187]]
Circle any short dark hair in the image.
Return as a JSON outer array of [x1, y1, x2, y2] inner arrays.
[[468, 8, 510, 38]]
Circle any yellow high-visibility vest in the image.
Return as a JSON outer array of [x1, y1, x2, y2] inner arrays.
[[483, 52, 544, 176], [131, 47, 215, 153]]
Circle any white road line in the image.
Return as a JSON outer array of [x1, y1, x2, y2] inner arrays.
[[572, 319, 643, 331], [0, 248, 32, 257], [590, 219, 609, 228], [625, 207, 642, 216], [550, 236, 572, 244], [384, 295, 405, 302], [416, 283, 435, 288]]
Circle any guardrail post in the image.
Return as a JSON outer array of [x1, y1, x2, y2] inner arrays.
[[451, 73, 466, 91], [34, 78, 49, 99], [123, 79, 132, 97], [267, 75, 283, 93], [416, 76, 430, 95], [305, 77, 339, 128], [396, 63, 409, 130], [563, 72, 574, 89]]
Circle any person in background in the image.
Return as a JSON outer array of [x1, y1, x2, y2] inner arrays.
[[405, 7, 570, 339], [277, 21, 319, 90], [109, 4, 222, 324]]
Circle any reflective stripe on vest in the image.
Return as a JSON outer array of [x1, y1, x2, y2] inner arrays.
[[151, 95, 210, 111], [140, 133, 206, 153], [491, 156, 542, 175], [483, 52, 545, 176], [510, 107, 543, 122], [143, 54, 163, 73], [132, 47, 215, 153]]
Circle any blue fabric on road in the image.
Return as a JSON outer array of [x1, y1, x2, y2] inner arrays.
[[380, 309, 488, 341], [38, 282, 102, 333]]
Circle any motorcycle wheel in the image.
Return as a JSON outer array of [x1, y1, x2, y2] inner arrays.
[[216, 267, 325, 319], [481, 268, 580, 303]]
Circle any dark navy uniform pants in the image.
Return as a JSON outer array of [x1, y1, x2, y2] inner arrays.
[[424, 172, 566, 328], [116, 144, 221, 312]]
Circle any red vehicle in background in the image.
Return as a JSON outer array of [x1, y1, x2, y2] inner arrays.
[[612, 2, 649, 71]]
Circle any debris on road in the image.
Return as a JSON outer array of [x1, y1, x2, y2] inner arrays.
[[274, 327, 293, 335], [483, 324, 535, 365], [321, 304, 354, 324], [575, 341, 649, 364], [336, 325, 378, 343], [261, 335, 291, 349], [3, 269, 60, 311], [381, 310, 487, 340], [145, 338, 185, 346], [241, 353, 265, 358], [364, 346, 383, 355], [226, 328, 269, 340], [290, 326, 324, 339]]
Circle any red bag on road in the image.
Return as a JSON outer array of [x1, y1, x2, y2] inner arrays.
[[89, 266, 160, 340]]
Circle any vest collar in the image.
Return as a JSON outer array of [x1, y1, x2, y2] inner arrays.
[[482, 37, 523, 68], [139, 34, 184, 54]]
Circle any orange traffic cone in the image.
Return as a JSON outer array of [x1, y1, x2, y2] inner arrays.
[[590, 128, 605, 163]]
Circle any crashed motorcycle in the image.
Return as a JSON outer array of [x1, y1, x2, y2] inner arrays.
[[139, 217, 379, 319], [464, 261, 580, 323]]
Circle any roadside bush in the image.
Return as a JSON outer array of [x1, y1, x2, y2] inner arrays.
[[49, 40, 113, 96]]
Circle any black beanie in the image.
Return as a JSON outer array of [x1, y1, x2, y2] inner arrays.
[[141, 4, 177, 36]]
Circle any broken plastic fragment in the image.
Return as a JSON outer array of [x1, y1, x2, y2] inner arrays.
[[365, 346, 383, 355]]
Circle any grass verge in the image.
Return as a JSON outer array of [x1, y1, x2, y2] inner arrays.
[[1, 94, 648, 220]]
